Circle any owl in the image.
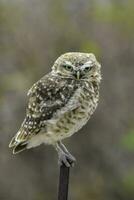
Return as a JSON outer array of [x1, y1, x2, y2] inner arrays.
[[9, 52, 101, 167]]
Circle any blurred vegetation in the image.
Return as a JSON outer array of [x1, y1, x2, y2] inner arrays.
[[95, 1, 134, 37], [0, 0, 134, 200], [121, 130, 134, 151]]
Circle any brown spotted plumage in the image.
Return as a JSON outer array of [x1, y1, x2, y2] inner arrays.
[[9, 52, 101, 167]]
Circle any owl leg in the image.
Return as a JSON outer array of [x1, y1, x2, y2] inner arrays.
[[58, 141, 70, 154], [58, 141, 76, 167], [58, 141, 76, 163], [55, 142, 76, 167]]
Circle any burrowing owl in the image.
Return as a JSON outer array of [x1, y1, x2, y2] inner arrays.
[[9, 52, 101, 167]]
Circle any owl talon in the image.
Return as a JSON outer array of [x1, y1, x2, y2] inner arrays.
[[58, 152, 76, 167]]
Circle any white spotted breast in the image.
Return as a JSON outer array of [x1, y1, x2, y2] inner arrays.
[[46, 81, 99, 142]]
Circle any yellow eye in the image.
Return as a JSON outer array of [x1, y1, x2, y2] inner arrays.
[[84, 66, 93, 72], [62, 64, 73, 71]]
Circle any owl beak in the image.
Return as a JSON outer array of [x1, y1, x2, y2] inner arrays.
[[73, 70, 82, 79], [76, 71, 80, 80]]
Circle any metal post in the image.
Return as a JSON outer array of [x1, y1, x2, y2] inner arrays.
[[58, 164, 70, 200]]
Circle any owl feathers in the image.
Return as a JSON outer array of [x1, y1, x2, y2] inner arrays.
[[9, 52, 101, 155]]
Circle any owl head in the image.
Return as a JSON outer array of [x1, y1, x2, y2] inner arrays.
[[52, 52, 101, 82]]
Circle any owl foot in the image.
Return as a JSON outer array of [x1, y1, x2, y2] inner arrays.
[[58, 151, 76, 167], [55, 142, 76, 167]]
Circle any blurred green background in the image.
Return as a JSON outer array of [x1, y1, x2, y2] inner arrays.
[[0, 0, 134, 199]]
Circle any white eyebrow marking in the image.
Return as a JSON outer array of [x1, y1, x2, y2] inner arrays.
[[84, 60, 93, 65], [81, 60, 94, 70], [64, 61, 73, 65], [64, 60, 75, 68]]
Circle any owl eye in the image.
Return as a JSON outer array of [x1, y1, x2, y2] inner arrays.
[[62, 64, 73, 71], [84, 66, 93, 72]]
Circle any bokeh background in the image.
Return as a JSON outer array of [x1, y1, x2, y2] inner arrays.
[[0, 0, 134, 199]]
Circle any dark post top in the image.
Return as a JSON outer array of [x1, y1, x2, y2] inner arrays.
[[58, 164, 70, 200]]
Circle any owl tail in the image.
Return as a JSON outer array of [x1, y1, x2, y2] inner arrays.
[[13, 142, 28, 154], [9, 136, 28, 154], [9, 136, 17, 148]]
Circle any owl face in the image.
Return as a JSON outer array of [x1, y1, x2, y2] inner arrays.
[[52, 52, 101, 82]]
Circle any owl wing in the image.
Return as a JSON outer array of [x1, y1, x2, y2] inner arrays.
[[13, 73, 79, 143]]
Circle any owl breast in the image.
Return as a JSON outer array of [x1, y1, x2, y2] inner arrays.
[[46, 81, 99, 143]]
